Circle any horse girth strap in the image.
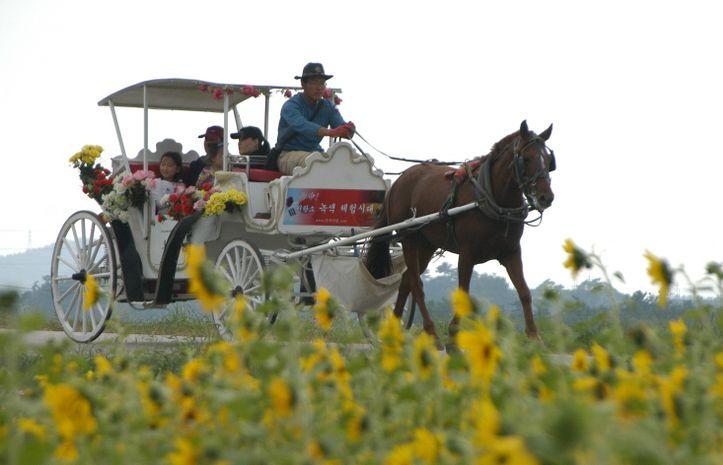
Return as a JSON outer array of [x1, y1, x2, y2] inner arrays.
[[467, 160, 529, 223]]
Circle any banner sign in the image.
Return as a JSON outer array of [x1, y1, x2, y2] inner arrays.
[[282, 188, 386, 227]]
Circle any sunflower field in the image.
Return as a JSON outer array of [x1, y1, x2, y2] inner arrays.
[[1, 243, 722, 465]]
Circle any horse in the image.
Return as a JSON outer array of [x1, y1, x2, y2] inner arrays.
[[365, 120, 556, 344]]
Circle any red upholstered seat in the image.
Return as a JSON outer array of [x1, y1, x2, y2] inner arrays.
[[129, 162, 283, 183], [230, 167, 283, 182]]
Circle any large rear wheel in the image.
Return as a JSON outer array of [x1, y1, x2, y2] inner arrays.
[[213, 239, 270, 340], [50, 211, 116, 343]]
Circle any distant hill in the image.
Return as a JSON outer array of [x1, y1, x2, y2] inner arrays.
[[0, 244, 54, 291]]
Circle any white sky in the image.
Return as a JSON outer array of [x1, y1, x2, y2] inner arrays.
[[1, 0, 721, 295]]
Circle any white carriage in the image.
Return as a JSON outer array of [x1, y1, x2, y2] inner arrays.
[[50, 79, 397, 342]]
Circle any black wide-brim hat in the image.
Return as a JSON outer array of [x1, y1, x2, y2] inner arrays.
[[295, 62, 333, 80]]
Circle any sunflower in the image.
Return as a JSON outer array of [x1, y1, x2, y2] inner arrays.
[[457, 321, 502, 385], [562, 238, 592, 278], [314, 287, 335, 332], [83, 274, 99, 311], [451, 288, 473, 318], [644, 250, 673, 307], [185, 244, 228, 312]]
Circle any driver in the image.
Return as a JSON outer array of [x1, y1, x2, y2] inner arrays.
[[271, 63, 356, 174]]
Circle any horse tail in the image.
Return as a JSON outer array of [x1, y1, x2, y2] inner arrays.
[[364, 196, 392, 279]]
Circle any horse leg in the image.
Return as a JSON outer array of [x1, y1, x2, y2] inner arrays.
[[501, 250, 540, 339], [402, 239, 442, 347], [393, 273, 411, 319], [447, 252, 475, 350]]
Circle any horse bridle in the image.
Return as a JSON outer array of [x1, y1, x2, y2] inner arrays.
[[510, 135, 556, 213]]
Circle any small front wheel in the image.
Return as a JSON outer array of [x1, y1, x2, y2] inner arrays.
[[213, 239, 271, 340]]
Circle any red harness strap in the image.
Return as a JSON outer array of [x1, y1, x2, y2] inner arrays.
[[444, 159, 482, 184]]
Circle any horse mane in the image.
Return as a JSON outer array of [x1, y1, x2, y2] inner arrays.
[[487, 131, 520, 164]]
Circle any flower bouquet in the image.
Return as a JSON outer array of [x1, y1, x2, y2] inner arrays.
[[100, 170, 157, 223], [203, 189, 248, 217], [159, 185, 219, 222], [69, 145, 113, 204], [119, 170, 156, 208]]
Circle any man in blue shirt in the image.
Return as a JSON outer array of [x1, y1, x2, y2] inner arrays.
[[275, 63, 355, 175]]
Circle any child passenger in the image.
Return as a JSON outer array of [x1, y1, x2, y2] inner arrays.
[[153, 151, 184, 209]]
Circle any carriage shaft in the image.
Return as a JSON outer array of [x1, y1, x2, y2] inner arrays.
[[276, 202, 479, 261]]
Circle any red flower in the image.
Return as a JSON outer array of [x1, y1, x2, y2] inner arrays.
[[284, 89, 292, 98], [169, 194, 178, 202], [212, 88, 224, 100], [82, 186, 89, 193], [334, 96, 342, 105], [242, 85, 259, 97], [323, 88, 333, 99], [173, 204, 182, 213], [157, 214, 165, 223], [198, 84, 208, 92]]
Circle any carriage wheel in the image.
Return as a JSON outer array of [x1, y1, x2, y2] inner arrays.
[[50, 211, 116, 343], [213, 239, 271, 340]]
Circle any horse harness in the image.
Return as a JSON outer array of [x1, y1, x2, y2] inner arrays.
[[440, 135, 556, 250]]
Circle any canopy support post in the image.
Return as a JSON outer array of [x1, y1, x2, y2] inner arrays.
[[223, 92, 229, 171], [263, 92, 270, 139], [143, 85, 148, 172], [108, 100, 130, 173], [232, 105, 242, 133]]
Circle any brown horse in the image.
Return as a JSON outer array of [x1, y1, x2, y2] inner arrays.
[[365, 120, 556, 344]]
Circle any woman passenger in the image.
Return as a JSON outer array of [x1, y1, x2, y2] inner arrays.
[[230, 126, 270, 167]]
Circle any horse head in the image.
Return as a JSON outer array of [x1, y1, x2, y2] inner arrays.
[[514, 120, 556, 212]]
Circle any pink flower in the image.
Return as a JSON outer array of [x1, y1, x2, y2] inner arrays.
[[323, 88, 333, 99], [212, 88, 224, 100], [242, 85, 256, 96], [334, 96, 342, 105], [284, 89, 292, 98], [184, 186, 197, 195], [198, 84, 208, 92], [193, 199, 206, 210]]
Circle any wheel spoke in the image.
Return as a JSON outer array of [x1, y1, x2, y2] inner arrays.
[[244, 283, 261, 294], [88, 301, 97, 328], [88, 238, 103, 271], [225, 254, 237, 283], [242, 261, 259, 288], [71, 289, 82, 330], [234, 247, 244, 282], [87, 222, 96, 264], [58, 282, 80, 303], [220, 267, 234, 286], [238, 248, 247, 284], [81, 291, 87, 333], [57, 255, 79, 272], [81, 219, 87, 265], [62, 238, 82, 269], [71, 223, 82, 264], [64, 286, 81, 320], [53, 275, 75, 282], [87, 253, 108, 274], [92, 271, 111, 279]]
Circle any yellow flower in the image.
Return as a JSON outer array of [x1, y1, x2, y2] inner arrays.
[[182, 357, 207, 384], [54, 440, 79, 462], [571, 349, 589, 372], [659, 365, 687, 428], [83, 274, 99, 311], [715, 352, 723, 370], [412, 332, 438, 380], [43, 383, 97, 440], [69, 144, 103, 165], [476, 435, 540, 465], [378, 309, 404, 373], [411, 428, 442, 464], [18, 417, 46, 440], [384, 443, 414, 465], [644, 250, 673, 307], [669, 319, 686, 355], [530, 355, 547, 376], [185, 244, 228, 312], [203, 189, 248, 216], [632, 350, 653, 376], [207, 341, 241, 373], [314, 287, 334, 332], [167, 437, 197, 465], [591, 343, 610, 373], [562, 238, 592, 278], [457, 321, 502, 385], [469, 397, 500, 445], [93, 355, 113, 378], [268, 377, 293, 417], [451, 288, 473, 318], [612, 378, 648, 419]]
